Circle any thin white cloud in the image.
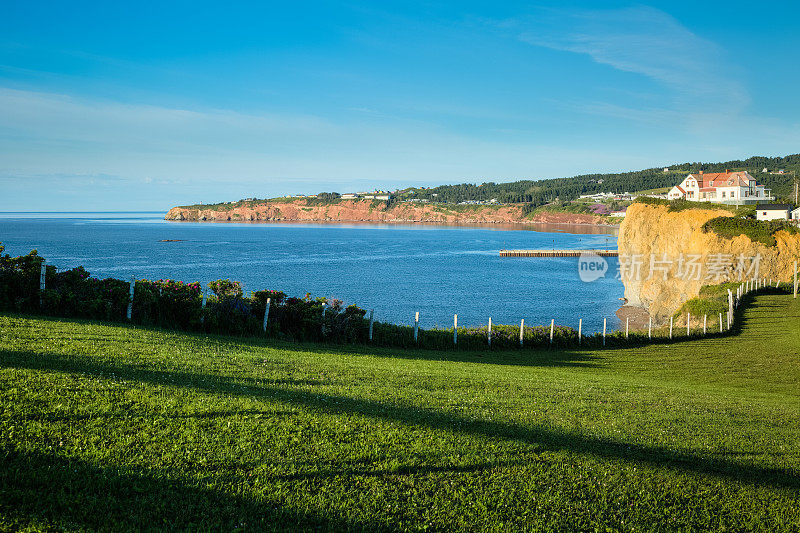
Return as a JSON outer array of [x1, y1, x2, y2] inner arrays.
[[509, 6, 749, 112], [0, 86, 660, 190]]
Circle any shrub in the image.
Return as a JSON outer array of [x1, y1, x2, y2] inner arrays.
[[634, 197, 736, 213], [702, 217, 799, 246]]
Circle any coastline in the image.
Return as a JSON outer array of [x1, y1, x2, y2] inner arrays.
[[164, 198, 617, 230]]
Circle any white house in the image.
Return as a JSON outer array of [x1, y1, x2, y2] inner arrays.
[[667, 171, 773, 205], [792, 207, 800, 221], [756, 204, 791, 221], [341, 193, 359, 199]]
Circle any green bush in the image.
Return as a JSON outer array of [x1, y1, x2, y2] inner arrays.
[[702, 217, 799, 246], [634, 197, 737, 213]]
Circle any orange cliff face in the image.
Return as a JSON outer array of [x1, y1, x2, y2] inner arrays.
[[164, 199, 610, 226]]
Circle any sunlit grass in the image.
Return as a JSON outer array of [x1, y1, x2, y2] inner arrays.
[[1, 293, 798, 531]]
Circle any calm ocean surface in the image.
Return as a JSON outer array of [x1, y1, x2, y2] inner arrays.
[[0, 213, 623, 332]]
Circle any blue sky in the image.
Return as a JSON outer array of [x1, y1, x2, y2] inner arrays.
[[1, 0, 799, 210]]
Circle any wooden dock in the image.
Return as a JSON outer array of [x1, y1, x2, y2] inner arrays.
[[499, 249, 619, 257]]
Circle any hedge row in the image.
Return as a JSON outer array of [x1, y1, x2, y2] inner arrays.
[[0, 245, 746, 351]]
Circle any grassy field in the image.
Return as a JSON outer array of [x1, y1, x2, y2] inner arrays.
[[1, 294, 799, 531]]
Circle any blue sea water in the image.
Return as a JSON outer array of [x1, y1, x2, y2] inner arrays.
[[0, 213, 623, 332]]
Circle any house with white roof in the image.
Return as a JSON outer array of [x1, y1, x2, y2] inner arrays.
[[667, 171, 773, 205], [756, 204, 791, 221]]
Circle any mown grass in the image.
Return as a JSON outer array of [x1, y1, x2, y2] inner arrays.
[[1, 294, 799, 531]]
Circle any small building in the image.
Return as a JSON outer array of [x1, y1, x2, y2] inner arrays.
[[790, 207, 800, 221], [341, 193, 359, 199], [756, 204, 791, 221]]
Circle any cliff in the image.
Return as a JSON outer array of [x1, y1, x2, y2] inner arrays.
[[618, 203, 800, 323], [164, 199, 609, 226]]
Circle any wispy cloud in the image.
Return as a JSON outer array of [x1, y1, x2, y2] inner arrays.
[[0, 86, 661, 202], [504, 6, 749, 114]]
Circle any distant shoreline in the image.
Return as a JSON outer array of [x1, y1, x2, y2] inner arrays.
[[164, 198, 618, 229], [164, 218, 620, 234]]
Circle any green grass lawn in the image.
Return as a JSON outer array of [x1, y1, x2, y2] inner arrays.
[[1, 294, 799, 531]]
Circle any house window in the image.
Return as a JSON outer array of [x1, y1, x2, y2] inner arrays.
[[721, 191, 726, 198]]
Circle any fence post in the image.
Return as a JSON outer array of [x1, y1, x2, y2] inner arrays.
[[669, 316, 673, 339], [687, 312, 690, 337], [727, 310, 731, 331], [262, 297, 271, 332], [703, 314, 707, 335], [625, 317, 629, 339], [794, 261, 798, 298], [126, 276, 135, 320], [602, 318, 606, 346], [453, 314, 458, 346], [368, 310, 374, 341], [519, 318, 524, 347], [549, 319, 554, 345], [413, 312, 419, 343], [648, 316, 652, 339], [200, 289, 207, 324], [719, 312, 723, 333], [727, 289, 734, 320], [488, 317, 492, 348], [39, 260, 46, 307], [578, 318, 582, 345]]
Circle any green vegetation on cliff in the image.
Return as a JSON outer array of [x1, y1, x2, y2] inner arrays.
[[703, 217, 799, 246], [2, 292, 800, 530]]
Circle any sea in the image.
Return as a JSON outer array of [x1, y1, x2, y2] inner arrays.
[[0, 213, 623, 332]]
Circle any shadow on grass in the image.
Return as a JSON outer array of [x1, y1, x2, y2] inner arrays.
[[0, 446, 393, 532], [0, 311, 604, 368], [2, 346, 798, 492]]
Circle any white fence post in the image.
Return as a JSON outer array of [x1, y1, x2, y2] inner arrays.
[[686, 312, 690, 337], [262, 297, 271, 332], [719, 312, 723, 333], [549, 319, 554, 345], [413, 311, 419, 343], [126, 276, 135, 320], [39, 260, 46, 306], [200, 289, 207, 324], [794, 261, 798, 298], [703, 314, 707, 335], [602, 318, 606, 346], [368, 310, 374, 341], [488, 317, 492, 347], [625, 317, 629, 339], [648, 316, 652, 339], [519, 318, 524, 347], [669, 316, 673, 339], [578, 318, 582, 345], [453, 314, 458, 346], [727, 310, 731, 331]]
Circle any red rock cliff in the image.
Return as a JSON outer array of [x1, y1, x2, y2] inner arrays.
[[164, 199, 609, 226]]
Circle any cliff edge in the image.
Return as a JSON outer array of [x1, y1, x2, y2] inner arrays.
[[164, 199, 608, 226], [618, 202, 800, 323]]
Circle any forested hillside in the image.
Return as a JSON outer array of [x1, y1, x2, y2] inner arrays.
[[400, 154, 799, 206]]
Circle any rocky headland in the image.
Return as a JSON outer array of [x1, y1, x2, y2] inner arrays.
[[618, 202, 800, 324], [164, 198, 611, 226]]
